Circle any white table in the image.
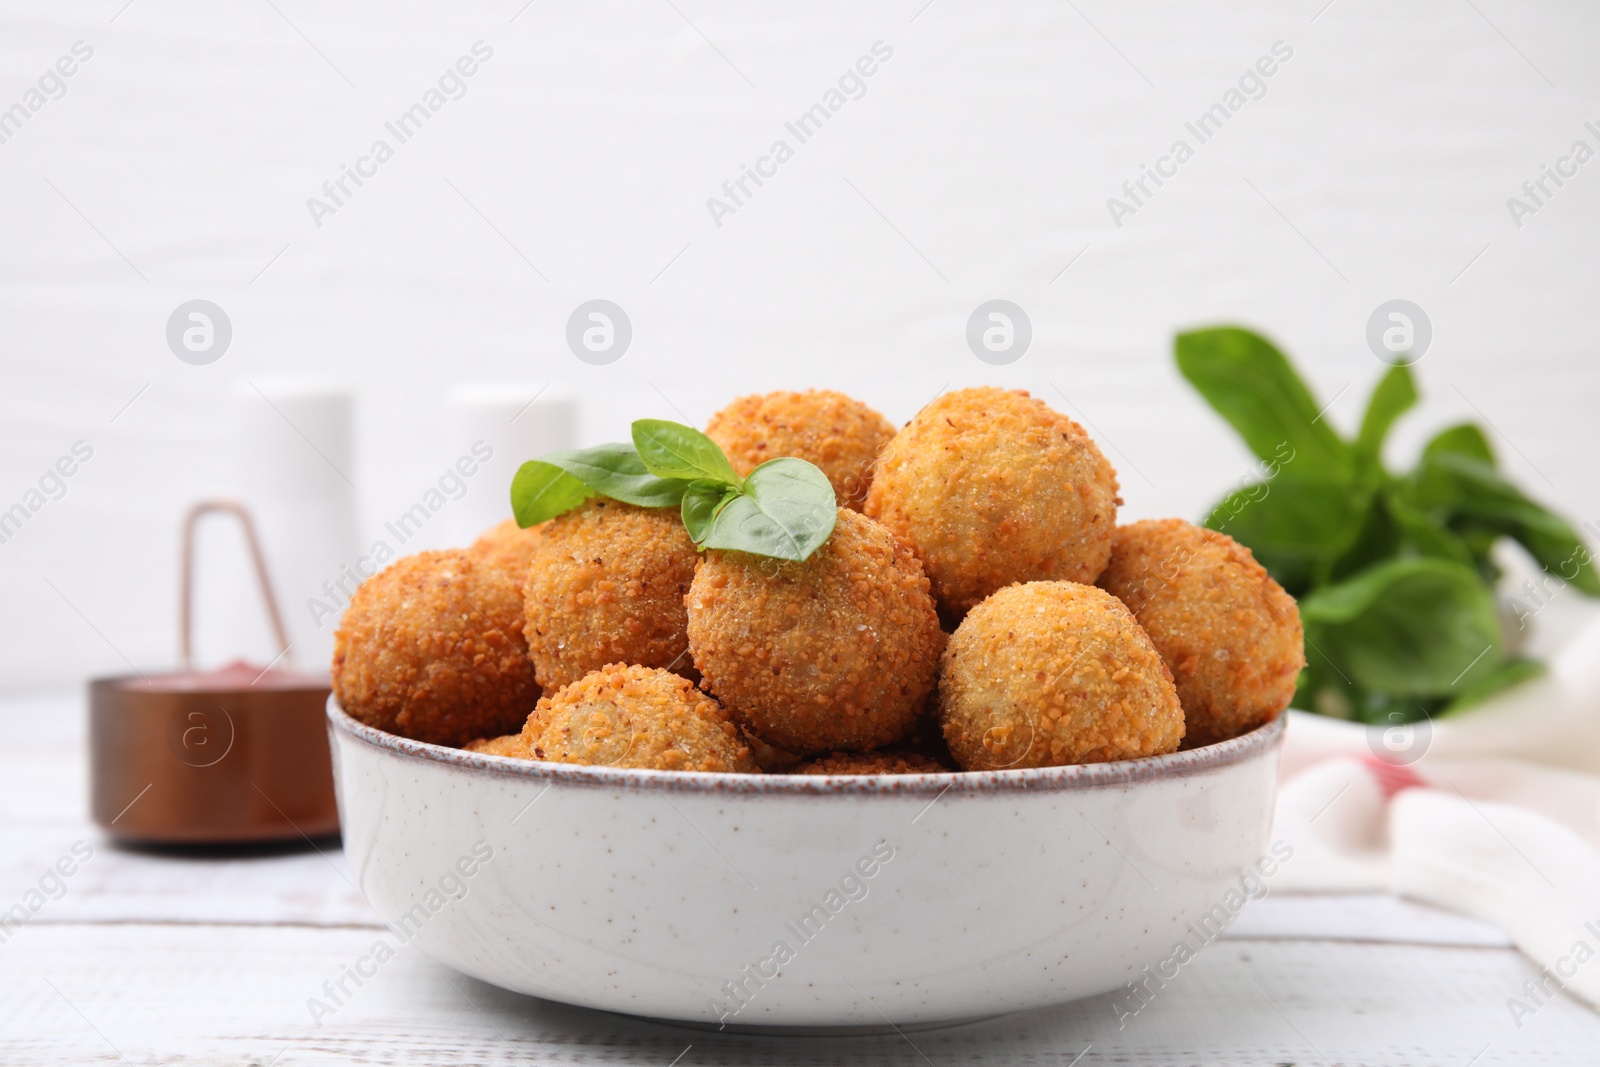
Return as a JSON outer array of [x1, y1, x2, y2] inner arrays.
[[3, 690, 1596, 1065]]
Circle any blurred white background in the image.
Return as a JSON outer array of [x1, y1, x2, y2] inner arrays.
[[2, 0, 1597, 687]]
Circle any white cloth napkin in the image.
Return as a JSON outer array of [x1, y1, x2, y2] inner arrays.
[[1273, 615, 1600, 1014]]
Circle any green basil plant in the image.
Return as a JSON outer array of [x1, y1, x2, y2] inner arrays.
[[1177, 326, 1598, 724]]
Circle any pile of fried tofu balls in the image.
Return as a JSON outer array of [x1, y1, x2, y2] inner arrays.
[[332, 388, 1305, 775]]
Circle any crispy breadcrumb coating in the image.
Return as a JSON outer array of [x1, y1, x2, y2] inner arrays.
[[706, 390, 896, 511], [864, 387, 1121, 617], [794, 750, 952, 775], [938, 581, 1182, 770], [333, 550, 540, 748], [687, 508, 944, 756], [523, 500, 698, 692], [522, 664, 758, 773], [1098, 519, 1304, 747], [469, 518, 546, 594], [463, 733, 533, 758]]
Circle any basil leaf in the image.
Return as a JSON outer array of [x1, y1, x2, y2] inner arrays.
[[1413, 452, 1600, 596], [632, 419, 744, 487], [1422, 422, 1495, 466], [1444, 657, 1545, 713], [1176, 327, 1352, 479], [1384, 489, 1476, 568], [1206, 475, 1370, 595], [1296, 654, 1446, 725], [1355, 364, 1417, 466], [541, 443, 689, 509], [1300, 558, 1503, 697], [681, 481, 738, 545], [512, 422, 838, 562], [511, 460, 594, 527], [699, 458, 837, 562], [1328, 494, 1410, 584]]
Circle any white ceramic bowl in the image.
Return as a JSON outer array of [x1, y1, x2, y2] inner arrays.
[[327, 697, 1284, 1029]]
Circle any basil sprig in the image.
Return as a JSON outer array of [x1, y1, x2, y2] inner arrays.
[[1177, 326, 1598, 725], [510, 420, 837, 562]]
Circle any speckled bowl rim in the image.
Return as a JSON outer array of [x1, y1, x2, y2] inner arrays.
[[327, 696, 1285, 797]]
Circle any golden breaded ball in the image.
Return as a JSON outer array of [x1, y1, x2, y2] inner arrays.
[[687, 508, 943, 756], [864, 387, 1120, 617], [706, 390, 895, 511], [523, 500, 698, 692], [794, 750, 951, 775], [333, 550, 539, 748], [1098, 519, 1304, 747], [463, 733, 533, 758], [469, 518, 546, 594], [522, 664, 758, 773], [938, 581, 1182, 770]]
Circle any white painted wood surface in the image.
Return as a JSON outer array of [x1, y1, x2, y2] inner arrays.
[[3, 690, 1597, 1064]]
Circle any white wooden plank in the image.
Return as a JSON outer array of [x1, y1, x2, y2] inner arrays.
[[1, 924, 1595, 1065], [0, 823, 379, 928], [0, 691, 377, 927], [1227, 891, 1512, 947]]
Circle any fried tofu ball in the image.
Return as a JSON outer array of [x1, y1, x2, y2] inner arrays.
[[522, 664, 758, 773], [864, 387, 1120, 617], [794, 750, 951, 775], [333, 550, 539, 748], [1098, 519, 1305, 747], [523, 500, 698, 692], [939, 581, 1182, 770], [706, 390, 896, 511], [464, 733, 533, 758], [687, 508, 943, 756], [469, 518, 546, 594]]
